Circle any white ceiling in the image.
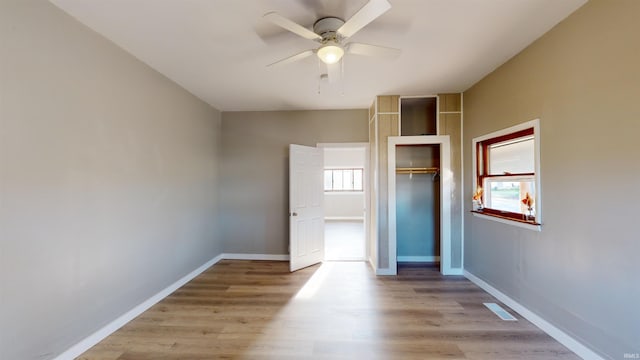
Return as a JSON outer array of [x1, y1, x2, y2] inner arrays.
[[50, 0, 586, 111]]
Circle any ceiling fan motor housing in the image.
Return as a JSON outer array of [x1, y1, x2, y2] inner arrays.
[[313, 17, 345, 43]]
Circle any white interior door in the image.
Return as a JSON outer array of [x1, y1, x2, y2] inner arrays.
[[289, 144, 324, 272]]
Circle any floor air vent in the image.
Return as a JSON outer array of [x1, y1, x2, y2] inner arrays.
[[484, 302, 517, 321]]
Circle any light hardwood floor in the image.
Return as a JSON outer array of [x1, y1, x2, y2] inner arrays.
[[78, 260, 579, 359]]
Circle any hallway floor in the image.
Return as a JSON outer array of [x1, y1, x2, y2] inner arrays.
[[324, 220, 365, 261]]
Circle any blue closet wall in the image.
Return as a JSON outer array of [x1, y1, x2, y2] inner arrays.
[[396, 145, 440, 260]]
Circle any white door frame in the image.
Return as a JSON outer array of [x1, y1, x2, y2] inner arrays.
[[317, 142, 370, 262], [387, 136, 453, 275]]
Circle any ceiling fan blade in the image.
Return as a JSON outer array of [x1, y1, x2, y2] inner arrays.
[[263, 12, 322, 41], [346, 42, 400, 57], [267, 49, 316, 67], [337, 0, 391, 38]]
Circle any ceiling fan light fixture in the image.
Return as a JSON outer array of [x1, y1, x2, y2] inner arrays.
[[317, 42, 344, 64]]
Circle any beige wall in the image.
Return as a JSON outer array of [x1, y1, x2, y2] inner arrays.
[[370, 96, 400, 269], [371, 94, 463, 272], [438, 94, 463, 268], [0, 1, 222, 359], [463, 0, 640, 357], [219, 110, 368, 255]]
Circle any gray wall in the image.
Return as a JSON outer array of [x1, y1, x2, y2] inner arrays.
[[220, 110, 368, 255], [463, 0, 640, 358], [0, 1, 222, 359]]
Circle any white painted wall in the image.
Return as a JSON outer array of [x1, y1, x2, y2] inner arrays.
[[325, 193, 364, 219], [324, 147, 366, 168]]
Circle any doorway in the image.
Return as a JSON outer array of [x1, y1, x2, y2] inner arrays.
[[388, 136, 453, 275], [319, 143, 368, 261]]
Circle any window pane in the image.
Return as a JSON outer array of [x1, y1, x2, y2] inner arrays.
[[484, 178, 535, 214], [353, 169, 363, 191], [325, 169, 364, 192], [489, 137, 534, 175], [332, 170, 344, 190], [342, 170, 354, 190], [324, 170, 333, 191]]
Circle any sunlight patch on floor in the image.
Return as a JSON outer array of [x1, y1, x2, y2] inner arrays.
[[294, 262, 334, 300]]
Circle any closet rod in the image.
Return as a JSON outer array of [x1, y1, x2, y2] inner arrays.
[[396, 167, 439, 174]]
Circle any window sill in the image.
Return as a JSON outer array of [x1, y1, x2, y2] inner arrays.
[[471, 210, 541, 232]]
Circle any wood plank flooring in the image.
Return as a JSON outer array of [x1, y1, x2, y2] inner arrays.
[[78, 260, 579, 359]]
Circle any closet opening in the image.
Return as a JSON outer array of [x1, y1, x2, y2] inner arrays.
[[388, 136, 453, 275], [395, 144, 440, 265]]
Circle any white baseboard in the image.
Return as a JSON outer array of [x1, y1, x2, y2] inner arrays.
[[464, 270, 604, 360], [375, 267, 396, 275], [375, 264, 463, 276], [397, 256, 440, 262], [222, 253, 290, 261], [54, 253, 225, 360], [444, 268, 464, 275], [324, 216, 365, 221], [367, 258, 376, 272]]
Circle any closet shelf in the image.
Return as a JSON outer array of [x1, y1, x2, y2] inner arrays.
[[396, 167, 439, 174]]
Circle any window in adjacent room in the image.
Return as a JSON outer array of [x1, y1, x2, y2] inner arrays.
[[324, 168, 364, 192], [472, 119, 541, 226]]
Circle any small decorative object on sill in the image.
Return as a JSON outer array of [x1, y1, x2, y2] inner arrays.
[[521, 192, 534, 221], [472, 187, 484, 211]]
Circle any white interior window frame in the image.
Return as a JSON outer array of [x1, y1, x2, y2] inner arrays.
[[323, 168, 364, 192], [472, 119, 542, 232]]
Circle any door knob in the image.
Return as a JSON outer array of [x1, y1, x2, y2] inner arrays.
[[291, 212, 298, 216]]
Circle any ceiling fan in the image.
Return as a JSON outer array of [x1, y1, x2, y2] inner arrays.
[[263, 0, 400, 82]]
